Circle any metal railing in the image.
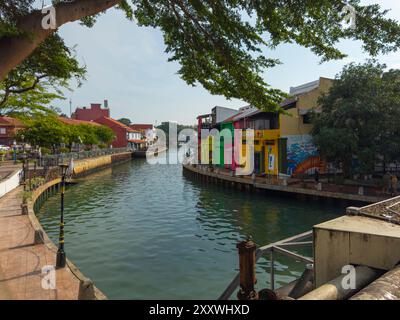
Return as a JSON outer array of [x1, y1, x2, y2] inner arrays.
[[218, 231, 313, 300], [37, 147, 132, 167]]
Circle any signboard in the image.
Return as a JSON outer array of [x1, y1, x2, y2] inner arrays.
[[268, 154, 275, 171]]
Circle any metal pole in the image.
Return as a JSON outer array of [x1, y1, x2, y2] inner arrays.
[[270, 248, 275, 291], [13, 145, 17, 165], [56, 165, 68, 269]]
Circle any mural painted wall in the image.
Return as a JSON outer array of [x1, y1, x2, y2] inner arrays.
[[285, 134, 319, 175]]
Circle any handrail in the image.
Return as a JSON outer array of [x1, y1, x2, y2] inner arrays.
[[218, 231, 313, 300], [38, 147, 132, 167]]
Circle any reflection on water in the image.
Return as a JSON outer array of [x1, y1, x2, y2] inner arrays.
[[37, 159, 343, 299]]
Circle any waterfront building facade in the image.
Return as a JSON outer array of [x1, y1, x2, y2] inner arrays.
[[95, 116, 143, 149], [129, 124, 156, 147], [196, 77, 333, 177], [231, 106, 281, 175], [0, 116, 25, 146], [197, 113, 213, 164], [279, 77, 333, 176]]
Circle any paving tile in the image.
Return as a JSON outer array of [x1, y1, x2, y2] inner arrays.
[[0, 187, 81, 300]]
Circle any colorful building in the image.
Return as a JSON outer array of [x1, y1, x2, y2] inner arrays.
[[0, 116, 25, 146], [279, 77, 333, 175], [196, 77, 333, 177], [197, 113, 212, 164], [231, 106, 281, 176], [197, 107, 238, 165]]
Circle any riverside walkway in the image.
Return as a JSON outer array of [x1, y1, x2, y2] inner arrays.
[[0, 150, 133, 300], [0, 186, 80, 299]]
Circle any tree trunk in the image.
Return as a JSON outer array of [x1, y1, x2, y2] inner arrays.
[[0, 0, 122, 81]]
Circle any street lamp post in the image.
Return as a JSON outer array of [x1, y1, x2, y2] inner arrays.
[[13, 140, 17, 165], [56, 164, 69, 269]]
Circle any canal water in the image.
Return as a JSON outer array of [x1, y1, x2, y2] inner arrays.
[[37, 158, 344, 299]]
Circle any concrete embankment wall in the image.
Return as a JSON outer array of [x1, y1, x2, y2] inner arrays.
[[73, 152, 132, 176], [183, 164, 384, 204], [26, 151, 133, 300]]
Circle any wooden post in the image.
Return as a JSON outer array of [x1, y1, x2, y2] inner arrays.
[[237, 238, 258, 300]]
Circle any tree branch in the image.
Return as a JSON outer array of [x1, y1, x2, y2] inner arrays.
[[0, 0, 122, 81], [0, 74, 47, 108]]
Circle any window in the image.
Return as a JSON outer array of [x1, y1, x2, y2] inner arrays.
[[303, 114, 312, 124], [0, 128, 6, 135]]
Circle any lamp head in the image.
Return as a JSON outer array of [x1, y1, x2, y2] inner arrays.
[[59, 164, 69, 175]]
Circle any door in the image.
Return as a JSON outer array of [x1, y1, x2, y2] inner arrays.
[[254, 152, 262, 174], [278, 138, 288, 174]]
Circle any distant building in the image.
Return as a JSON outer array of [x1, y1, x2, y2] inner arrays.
[[0, 116, 25, 146], [95, 117, 144, 149], [72, 100, 110, 121], [129, 124, 156, 146]]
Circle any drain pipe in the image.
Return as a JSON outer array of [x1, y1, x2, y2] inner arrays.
[[288, 264, 314, 299], [350, 265, 400, 300], [298, 266, 382, 300]]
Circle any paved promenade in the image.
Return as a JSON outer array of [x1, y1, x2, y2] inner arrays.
[[0, 152, 132, 299], [0, 186, 80, 299]]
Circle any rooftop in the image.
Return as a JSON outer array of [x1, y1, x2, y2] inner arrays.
[[58, 117, 100, 126], [98, 117, 136, 132], [0, 116, 24, 127], [130, 124, 153, 130]]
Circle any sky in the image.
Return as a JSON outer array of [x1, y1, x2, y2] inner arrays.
[[47, 0, 400, 125]]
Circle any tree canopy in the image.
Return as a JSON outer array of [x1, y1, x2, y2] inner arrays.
[[312, 61, 400, 176], [16, 116, 115, 150], [0, 33, 85, 116], [1, 1, 400, 112], [118, 118, 132, 126]]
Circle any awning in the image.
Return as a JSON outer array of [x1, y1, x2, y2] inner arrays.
[[128, 139, 146, 144]]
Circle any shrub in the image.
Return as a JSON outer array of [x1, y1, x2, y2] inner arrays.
[[40, 147, 51, 155], [59, 147, 70, 154]]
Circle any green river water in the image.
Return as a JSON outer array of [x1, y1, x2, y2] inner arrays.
[[36, 158, 344, 299]]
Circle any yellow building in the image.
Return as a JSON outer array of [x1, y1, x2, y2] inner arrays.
[[234, 107, 281, 176], [278, 77, 334, 175]]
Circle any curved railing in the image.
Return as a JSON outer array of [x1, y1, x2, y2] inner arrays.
[[25, 177, 107, 299]]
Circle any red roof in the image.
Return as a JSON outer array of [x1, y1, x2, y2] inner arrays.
[[130, 124, 153, 131], [0, 116, 25, 127], [97, 117, 136, 132], [58, 117, 100, 126]]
